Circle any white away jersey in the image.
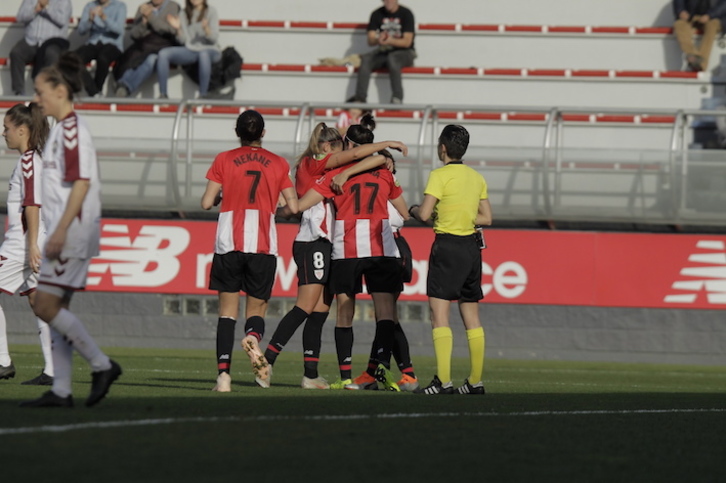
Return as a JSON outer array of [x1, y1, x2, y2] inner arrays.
[[0, 150, 46, 262], [42, 113, 102, 259]]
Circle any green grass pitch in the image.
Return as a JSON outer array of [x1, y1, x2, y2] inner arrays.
[[1, 345, 725, 483]]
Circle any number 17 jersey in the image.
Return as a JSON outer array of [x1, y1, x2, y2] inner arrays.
[[313, 166, 402, 260], [206, 145, 293, 256]]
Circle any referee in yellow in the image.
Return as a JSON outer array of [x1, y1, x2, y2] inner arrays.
[[409, 125, 492, 395]]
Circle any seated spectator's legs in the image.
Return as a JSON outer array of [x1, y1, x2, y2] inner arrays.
[[674, 19, 697, 58], [33, 38, 70, 79], [386, 49, 416, 103], [75, 43, 102, 96], [9, 39, 38, 96], [157, 47, 199, 97], [354, 50, 390, 102], [94, 43, 122, 96], [196, 49, 222, 96], [117, 54, 159, 95], [699, 18, 722, 69]]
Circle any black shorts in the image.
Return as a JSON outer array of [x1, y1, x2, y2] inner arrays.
[[330, 257, 402, 295], [426, 233, 483, 302], [394, 232, 413, 284], [209, 252, 277, 300], [293, 239, 332, 286]]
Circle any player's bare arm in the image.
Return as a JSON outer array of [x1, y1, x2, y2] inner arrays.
[[281, 186, 299, 215], [24, 205, 42, 272], [390, 195, 410, 221], [200, 180, 222, 210], [331, 154, 387, 193], [45, 179, 90, 260]]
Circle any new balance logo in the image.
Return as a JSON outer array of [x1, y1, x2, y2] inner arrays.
[[87, 225, 190, 287], [664, 240, 726, 305]]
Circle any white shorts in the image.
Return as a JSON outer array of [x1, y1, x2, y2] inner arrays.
[[0, 256, 37, 296], [38, 257, 91, 293]]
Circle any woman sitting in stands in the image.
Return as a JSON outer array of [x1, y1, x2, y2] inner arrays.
[[156, 0, 220, 99]]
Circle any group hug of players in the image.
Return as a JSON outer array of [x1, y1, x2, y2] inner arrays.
[[203, 109, 492, 396]]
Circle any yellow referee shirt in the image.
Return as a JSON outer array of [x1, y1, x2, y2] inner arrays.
[[424, 162, 488, 236]]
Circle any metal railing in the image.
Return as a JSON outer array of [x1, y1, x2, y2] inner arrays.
[[1, 97, 725, 225]]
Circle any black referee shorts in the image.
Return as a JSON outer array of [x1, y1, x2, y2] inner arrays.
[[209, 251, 277, 300], [426, 233, 483, 302]]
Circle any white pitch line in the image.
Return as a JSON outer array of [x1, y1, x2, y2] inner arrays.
[[1, 408, 724, 436]]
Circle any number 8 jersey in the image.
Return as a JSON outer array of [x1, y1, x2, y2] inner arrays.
[[206, 145, 294, 256]]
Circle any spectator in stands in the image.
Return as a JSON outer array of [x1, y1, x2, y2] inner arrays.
[[673, 0, 726, 71], [113, 0, 181, 97], [349, 0, 415, 105], [74, 0, 127, 97], [156, 0, 220, 99], [9, 0, 72, 96]]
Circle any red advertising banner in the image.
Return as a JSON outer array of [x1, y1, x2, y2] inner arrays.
[[86, 219, 726, 310]]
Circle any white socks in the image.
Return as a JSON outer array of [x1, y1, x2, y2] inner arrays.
[[0, 305, 10, 366], [37, 318, 54, 377], [49, 308, 110, 372], [50, 328, 73, 398]]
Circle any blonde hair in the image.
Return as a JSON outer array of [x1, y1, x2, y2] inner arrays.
[[296, 122, 343, 166]]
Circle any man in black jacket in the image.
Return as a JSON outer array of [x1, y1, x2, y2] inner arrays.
[[673, 0, 726, 71]]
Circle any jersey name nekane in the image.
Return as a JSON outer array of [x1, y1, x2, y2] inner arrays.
[[206, 145, 294, 256], [294, 154, 334, 243], [313, 166, 402, 260], [42, 113, 102, 259], [0, 149, 46, 262]]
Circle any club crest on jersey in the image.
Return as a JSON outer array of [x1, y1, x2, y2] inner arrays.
[[314, 269, 324, 280]]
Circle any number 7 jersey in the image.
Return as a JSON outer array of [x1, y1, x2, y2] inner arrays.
[[206, 145, 294, 256]]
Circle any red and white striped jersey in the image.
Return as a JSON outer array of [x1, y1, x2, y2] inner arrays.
[[388, 201, 404, 233], [206, 145, 293, 255], [295, 154, 334, 243], [42, 112, 101, 259], [313, 166, 402, 260], [0, 149, 46, 262]]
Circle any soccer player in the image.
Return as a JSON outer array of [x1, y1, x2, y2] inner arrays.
[[325, 123, 418, 392], [409, 125, 492, 395], [0, 102, 54, 386], [202, 110, 298, 392], [21, 52, 122, 408], [289, 133, 410, 392], [267, 122, 407, 389]]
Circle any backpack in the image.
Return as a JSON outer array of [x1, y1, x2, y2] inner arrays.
[[183, 47, 243, 98]]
